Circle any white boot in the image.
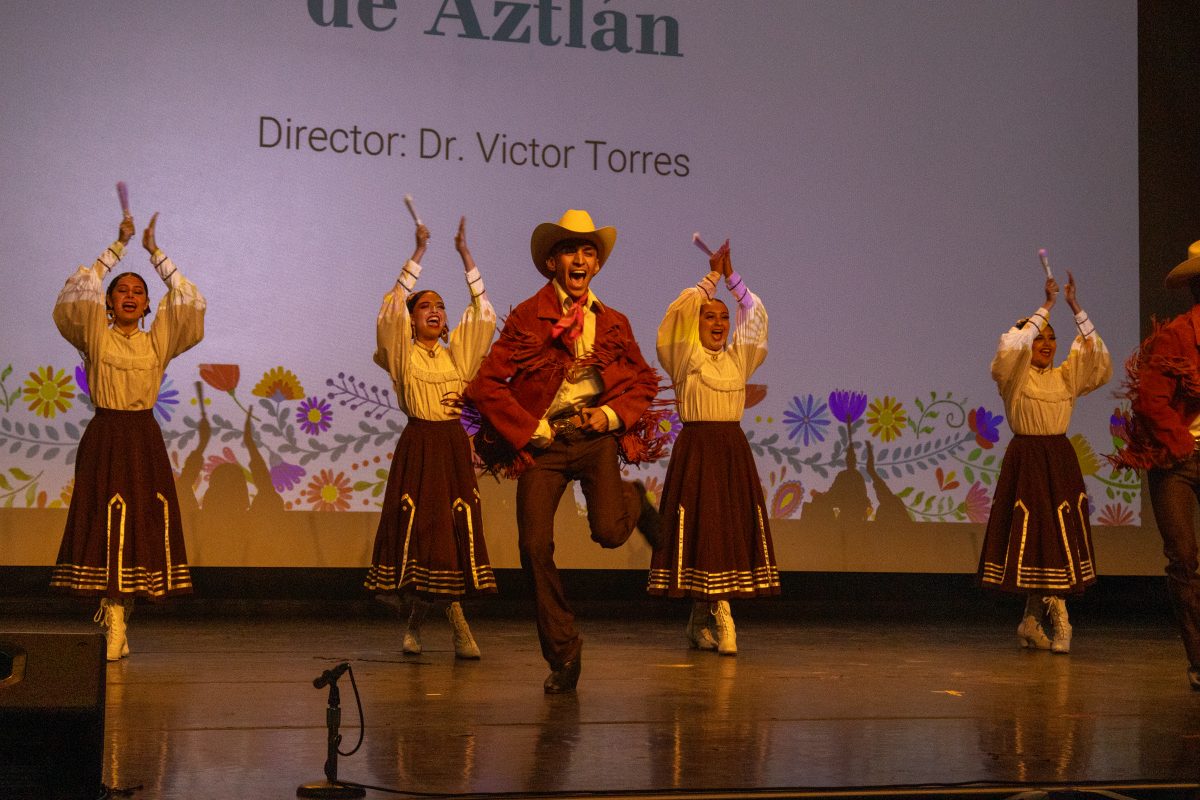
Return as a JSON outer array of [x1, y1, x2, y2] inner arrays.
[[446, 602, 481, 660], [685, 602, 717, 650], [1016, 594, 1051, 650], [403, 597, 429, 655], [1045, 596, 1072, 654], [94, 598, 126, 662], [713, 600, 737, 656], [121, 598, 133, 657]]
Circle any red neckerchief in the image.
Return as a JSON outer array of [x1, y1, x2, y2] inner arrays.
[[552, 294, 587, 346]]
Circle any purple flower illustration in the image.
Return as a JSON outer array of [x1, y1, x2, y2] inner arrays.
[[783, 394, 830, 446], [1109, 407, 1129, 448], [269, 459, 307, 493], [459, 404, 482, 436], [656, 411, 683, 444], [74, 363, 89, 398], [154, 375, 179, 423], [828, 390, 868, 425], [296, 397, 334, 436], [968, 406, 1003, 449]]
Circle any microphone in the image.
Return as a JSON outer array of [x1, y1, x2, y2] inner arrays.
[[313, 662, 350, 689]]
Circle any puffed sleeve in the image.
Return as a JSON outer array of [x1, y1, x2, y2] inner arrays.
[[447, 266, 497, 382], [656, 271, 720, 386], [990, 306, 1048, 404], [1060, 307, 1112, 398], [725, 270, 768, 381], [53, 241, 125, 361], [373, 259, 421, 383], [147, 250, 206, 363]]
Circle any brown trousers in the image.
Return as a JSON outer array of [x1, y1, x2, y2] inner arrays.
[[516, 433, 641, 668], [1148, 456, 1200, 669]]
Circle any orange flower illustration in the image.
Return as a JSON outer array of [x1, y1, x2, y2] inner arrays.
[[253, 367, 305, 401], [199, 363, 240, 393], [304, 469, 353, 511]]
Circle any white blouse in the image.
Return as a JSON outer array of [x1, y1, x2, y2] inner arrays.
[[53, 241, 205, 411], [374, 259, 496, 420], [990, 305, 1111, 436], [656, 270, 767, 423]]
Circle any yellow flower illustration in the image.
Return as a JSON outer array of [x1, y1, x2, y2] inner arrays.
[[252, 366, 305, 401], [1070, 433, 1100, 477], [866, 395, 907, 442], [22, 365, 75, 418]]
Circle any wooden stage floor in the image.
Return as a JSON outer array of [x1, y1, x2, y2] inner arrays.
[[4, 603, 1200, 800]]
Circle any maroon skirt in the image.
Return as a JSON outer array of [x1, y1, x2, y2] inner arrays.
[[51, 407, 192, 598], [648, 422, 781, 599], [364, 417, 497, 599], [977, 434, 1097, 595]]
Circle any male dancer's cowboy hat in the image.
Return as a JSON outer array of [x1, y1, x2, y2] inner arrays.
[[1165, 240, 1200, 287], [531, 209, 617, 279]]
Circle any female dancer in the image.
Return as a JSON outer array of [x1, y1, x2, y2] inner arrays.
[[364, 217, 498, 658], [977, 271, 1110, 653], [52, 211, 206, 661], [648, 241, 780, 654]]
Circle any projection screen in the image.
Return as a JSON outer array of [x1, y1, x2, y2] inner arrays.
[[0, 1, 1146, 572]]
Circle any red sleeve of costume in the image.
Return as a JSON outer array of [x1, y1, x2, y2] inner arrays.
[[1132, 322, 1197, 461], [599, 313, 660, 430], [465, 312, 541, 451]]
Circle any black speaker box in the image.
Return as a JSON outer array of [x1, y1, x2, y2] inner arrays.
[[0, 632, 106, 799]]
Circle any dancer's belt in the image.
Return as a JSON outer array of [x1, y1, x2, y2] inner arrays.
[[549, 411, 589, 443]]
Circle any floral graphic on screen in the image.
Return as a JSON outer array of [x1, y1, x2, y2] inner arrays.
[[253, 367, 305, 402], [22, 365, 75, 418], [866, 395, 907, 442], [967, 406, 1002, 448], [305, 468, 353, 511], [296, 397, 334, 436], [783, 393, 830, 446], [0, 358, 1143, 524]]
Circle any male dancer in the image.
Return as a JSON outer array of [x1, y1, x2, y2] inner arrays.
[[467, 209, 662, 693], [1112, 239, 1200, 691]]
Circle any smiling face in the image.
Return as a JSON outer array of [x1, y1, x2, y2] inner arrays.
[[1030, 324, 1057, 369], [546, 238, 600, 300], [106, 273, 150, 331], [409, 290, 446, 346], [698, 299, 730, 350]]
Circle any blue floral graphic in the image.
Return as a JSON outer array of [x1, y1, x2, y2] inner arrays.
[[154, 376, 179, 423], [783, 394, 830, 446]]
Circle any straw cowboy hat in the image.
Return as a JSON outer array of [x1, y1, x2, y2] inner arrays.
[[1165, 240, 1200, 287], [530, 209, 617, 279]]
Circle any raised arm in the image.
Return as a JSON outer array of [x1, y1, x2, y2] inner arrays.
[[1059, 271, 1111, 396], [144, 213, 206, 364], [373, 223, 429, 381], [991, 276, 1058, 399], [656, 268, 717, 387], [52, 216, 136, 356], [448, 217, 497, 381], [721, 244, 767, 379]]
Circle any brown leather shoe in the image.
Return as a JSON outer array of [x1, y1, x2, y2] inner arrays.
[[543, 655, 582, 694]]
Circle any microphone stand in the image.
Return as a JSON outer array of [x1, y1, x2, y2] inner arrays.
[[297, 664, 365, 799]]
